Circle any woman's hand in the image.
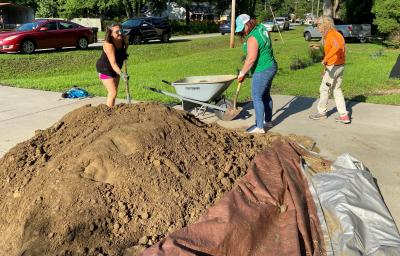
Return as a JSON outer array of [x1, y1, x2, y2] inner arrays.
[[237, 72, 246, 82], [120, 72, 129, 81]]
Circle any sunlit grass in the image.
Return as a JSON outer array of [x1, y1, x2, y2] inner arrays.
[[0, 27, 399, 105]]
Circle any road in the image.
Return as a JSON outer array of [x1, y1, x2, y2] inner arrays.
[[89, 33, 223, 48]]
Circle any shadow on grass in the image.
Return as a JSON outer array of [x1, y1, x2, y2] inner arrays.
[[272, 96, 316, 126]]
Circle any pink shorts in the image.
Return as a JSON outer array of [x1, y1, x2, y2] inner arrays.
[[99, 73, 113, 80]]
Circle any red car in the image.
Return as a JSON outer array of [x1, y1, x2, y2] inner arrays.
[[0, 19, 95, 54]]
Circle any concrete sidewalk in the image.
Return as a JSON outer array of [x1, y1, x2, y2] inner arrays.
[[1, 85, 399, 227], [0, 86, 111, 156]]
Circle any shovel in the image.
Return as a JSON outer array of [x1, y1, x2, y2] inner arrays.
[[222, 81, 243, 121], [123, 60, 131, 104]]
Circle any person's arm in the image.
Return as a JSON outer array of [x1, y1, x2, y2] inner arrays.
[[238, 36, 258, 82], [103, 42, 122, 75]]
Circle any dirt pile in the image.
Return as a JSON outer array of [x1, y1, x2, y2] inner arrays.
[[0, 103, 318, 256]]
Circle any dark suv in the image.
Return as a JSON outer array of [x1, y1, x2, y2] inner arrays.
[[122, 17, 171, 45]]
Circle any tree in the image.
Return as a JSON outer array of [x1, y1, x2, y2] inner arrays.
[[176, 0, 192, 24], [13, 0, 38, 10], [214, 0, 230, 17], [372, 0, 400, 34], [344, 0, 373, 24], [323, 0, 333, 17], [36, 0, 59, 17]]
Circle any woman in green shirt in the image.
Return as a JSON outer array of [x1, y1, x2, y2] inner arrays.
[[236, 14, 278, 133]]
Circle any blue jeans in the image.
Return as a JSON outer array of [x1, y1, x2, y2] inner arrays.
[[251, 63, 277, 128]]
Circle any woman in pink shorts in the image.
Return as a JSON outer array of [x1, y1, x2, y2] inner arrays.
[[96, 23, 129, 107]]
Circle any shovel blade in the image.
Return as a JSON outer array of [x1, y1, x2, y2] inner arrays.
[[222, 107, 243, 121]]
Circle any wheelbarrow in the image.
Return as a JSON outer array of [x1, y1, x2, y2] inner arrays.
[[144, 75, 242, 121]]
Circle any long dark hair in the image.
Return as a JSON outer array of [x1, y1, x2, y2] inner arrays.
[[105, 23, 122, 43], [236, 19, 258, 41]]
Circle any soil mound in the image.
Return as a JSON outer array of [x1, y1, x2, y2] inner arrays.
[[0, 103, 317, 256]]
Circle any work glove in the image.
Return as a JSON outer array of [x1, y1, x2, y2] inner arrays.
[[237, 71, 246, 83], [120, 72, 129, 82]]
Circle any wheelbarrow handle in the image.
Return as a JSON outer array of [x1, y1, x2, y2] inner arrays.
[[162, 80, 172, 85]]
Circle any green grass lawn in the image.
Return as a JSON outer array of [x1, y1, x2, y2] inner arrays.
[[0, 27, 399, 105], [97, 31, 105, 41]]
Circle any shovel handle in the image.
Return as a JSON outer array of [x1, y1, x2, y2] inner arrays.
[[232, 82, 242, 109], [124, 60, 131, 104]]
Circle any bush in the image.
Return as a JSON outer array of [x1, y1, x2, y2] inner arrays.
[[308, 45, 324, 63], [171, 20, 219, 35], [372, 0, 400, 34], [383, 29, 400, 49], [290, 56, 312, 70], [370, 49, 385, 58], [290, 44, 323, 70]]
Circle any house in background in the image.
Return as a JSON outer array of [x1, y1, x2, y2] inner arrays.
[[0, 3, 34, 30], [160, 2, 218, 21], [190, 3, 216, 21]]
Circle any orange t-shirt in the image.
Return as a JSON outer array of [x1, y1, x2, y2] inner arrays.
[[323, 29, 345, 65]]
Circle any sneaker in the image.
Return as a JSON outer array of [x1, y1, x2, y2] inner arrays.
[[264, 121, 274, 131], [309, 112, 327, 120], [335, 114, 351, 124], [246, 125, 265, 134]]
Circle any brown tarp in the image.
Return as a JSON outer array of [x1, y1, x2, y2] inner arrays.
[[141, 142, 327, 256]]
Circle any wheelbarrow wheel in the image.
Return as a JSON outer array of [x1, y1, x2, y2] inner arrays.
[[214, 98, 233, 120]]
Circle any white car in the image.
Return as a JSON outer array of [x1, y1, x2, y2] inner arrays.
[[274, 17, 290, 30], [262, 21, 278, 32]]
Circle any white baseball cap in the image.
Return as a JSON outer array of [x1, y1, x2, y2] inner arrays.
[[235, 14, 251, 33]]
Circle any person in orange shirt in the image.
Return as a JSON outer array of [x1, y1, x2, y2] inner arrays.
[[309, 16, 350, 124]]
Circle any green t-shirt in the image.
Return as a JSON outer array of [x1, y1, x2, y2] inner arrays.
[[243, 24, 276, 73]]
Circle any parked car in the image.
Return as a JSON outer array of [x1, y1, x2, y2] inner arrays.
[[262, 21, 279, 32], [303, 24, 371, 43], [122, 17, 171, 44], [0, 19, 95, 54], [219, 20, 231, 35], [274, 17, 290, 30]]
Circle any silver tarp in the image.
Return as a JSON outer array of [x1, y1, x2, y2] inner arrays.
[[310, 153, 400, 255]]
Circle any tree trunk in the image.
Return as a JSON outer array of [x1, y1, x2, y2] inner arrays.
[[123, 0, 132, 18], [136, 1, 140, 16], [185, 4, 190, 25], [250, 0, 257, 17], [323, 0, 333, 17], [130, 1, 136, 17], [332, 0, 340, 18]]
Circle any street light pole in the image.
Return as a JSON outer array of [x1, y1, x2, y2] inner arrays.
[[230, 0, 236, 48]]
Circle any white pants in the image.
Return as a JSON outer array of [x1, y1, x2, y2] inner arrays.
[[317, 65, 348, 116]]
